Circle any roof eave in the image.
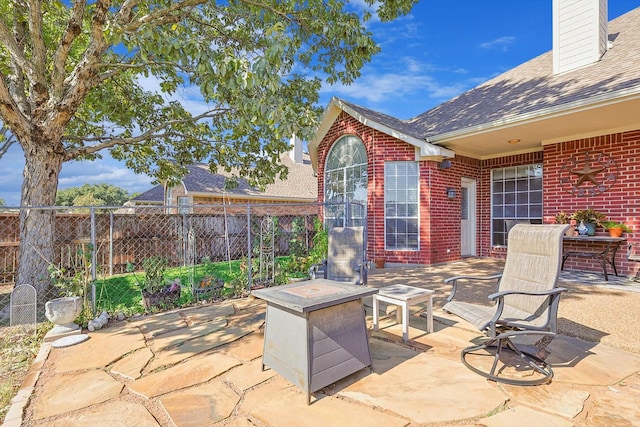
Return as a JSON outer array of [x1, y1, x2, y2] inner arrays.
[[309, 98, 455, 172], [427, 86, 640, 145]]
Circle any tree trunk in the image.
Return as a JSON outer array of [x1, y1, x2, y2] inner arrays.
[[17, 142, 64, 297]]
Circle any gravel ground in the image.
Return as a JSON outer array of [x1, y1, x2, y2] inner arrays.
[[368, 259, 640, 355]]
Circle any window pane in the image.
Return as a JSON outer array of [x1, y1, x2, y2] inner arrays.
[[491, 163, 543, 246], [324, 136, 368, 226], [384, 161, 419, 250]]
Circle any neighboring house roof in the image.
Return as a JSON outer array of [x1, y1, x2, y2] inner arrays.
[[182, 151, 317, 202], [130, 185, 164, 203], [131, 150, 317, 204], [310, 6, 640, 164]]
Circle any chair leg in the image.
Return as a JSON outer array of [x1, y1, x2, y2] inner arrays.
[[461, 336, 554, 386]]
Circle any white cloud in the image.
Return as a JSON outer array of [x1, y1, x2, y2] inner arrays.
[[479, 36, 516, 51], [320, 56, 471, 112], [59, 158, 153, 195], [137, 74, 211, 116]]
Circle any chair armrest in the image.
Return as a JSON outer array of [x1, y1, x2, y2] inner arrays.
[[484, 287, 567, 337], [355, 262, 369, 286], [487, 287, 567, 301], [444, 274, 502, 303], [308, 260, 327, 279]]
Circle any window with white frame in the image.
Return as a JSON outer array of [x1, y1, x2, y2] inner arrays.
[[491, 164, 543, 246], [384, 161, 419, 250], [323, 136, 368, 228]]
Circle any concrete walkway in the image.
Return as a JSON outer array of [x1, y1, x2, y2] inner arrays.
[[7, 260, 640, 426]]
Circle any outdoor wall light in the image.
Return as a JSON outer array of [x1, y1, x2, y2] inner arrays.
[[446, 188, 456, 199], [438, 159, 452, 169]]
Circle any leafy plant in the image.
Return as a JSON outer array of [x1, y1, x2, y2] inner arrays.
[[126, 256, 169, 295], [45, 242, 94, 326], [572, 208, 607, 226], [602, 221, 632, 232], [554, 211, 571, 224]]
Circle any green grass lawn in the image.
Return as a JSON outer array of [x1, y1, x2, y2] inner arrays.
[[94, 257, 306, 315]]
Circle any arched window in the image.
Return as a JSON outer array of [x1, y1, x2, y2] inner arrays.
[[324, 136, 368, 227]]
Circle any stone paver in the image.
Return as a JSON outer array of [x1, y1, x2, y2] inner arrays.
[[146, 326, 250, 371], [52, 324, 146, 372], [482, 405, 574, 427], [32, 370, 124, 420], [160, 379, 240, 426], [548, 335, 640, 385], [225, 358, 277, 391], [221, 330, 264, 361], [180, 303, 235, 324], [241, 376, 409, 427], [504, 383, 590, 419], [32, 400, 160, 427], [128, 352, 240, 398], [149, 317, 227, 352], [338, 339, 508, 425], [110, 347, 154, 380], [134, 312, 187, 338], [584, 378, 640, 425]]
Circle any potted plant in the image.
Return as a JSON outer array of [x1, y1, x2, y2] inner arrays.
[[44, 242, 94, 339], [555, 212, 577, 236], [602, 221, 632, 238], [127, 256, 181, 310], [572, 208, 607, 236]]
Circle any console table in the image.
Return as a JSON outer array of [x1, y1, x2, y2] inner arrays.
[[562, 236, 626, 281], [252, 279, 378, 404]]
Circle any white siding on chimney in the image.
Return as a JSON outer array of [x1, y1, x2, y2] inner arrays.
[[553, 0, 608, 75], [289, 135, 304, 164]]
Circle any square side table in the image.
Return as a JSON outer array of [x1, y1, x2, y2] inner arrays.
[[372, 284, 434, 343]]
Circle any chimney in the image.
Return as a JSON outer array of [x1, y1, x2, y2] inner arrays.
[[553, 0, 608, 75], [289, 135, 304, 164]]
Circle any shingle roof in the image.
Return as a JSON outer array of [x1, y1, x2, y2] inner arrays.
[[182, 151, 317, 201], [325, 6, 640, 146], [130, 184, 164, 202], [410, 6, 640, 138]]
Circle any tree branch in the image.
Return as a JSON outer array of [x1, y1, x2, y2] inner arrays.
[[51, 0, 87, 99], [62, 108, 231, 160], [45, 0, 110, 133], [119, 0, 205, 33], [27, 0, 49, 108]]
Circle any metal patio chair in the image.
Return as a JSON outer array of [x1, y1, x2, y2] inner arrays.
[[627, 242, 640, 281], [442, 224, 570, 385], [309, 226, 368, 285]]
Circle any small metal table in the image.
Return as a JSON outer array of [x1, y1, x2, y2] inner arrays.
[[372, 284, 434, 343], [252, 279, 378, 404], [562, 236, 626, 281]]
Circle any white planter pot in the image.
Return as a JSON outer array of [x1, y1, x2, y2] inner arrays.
[[45, 296, 83, 337]]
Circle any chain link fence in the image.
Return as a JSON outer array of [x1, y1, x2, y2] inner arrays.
[[0, 203, 325, 326]]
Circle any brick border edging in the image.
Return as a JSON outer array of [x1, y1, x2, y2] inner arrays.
[[2, 342, 51, 427]]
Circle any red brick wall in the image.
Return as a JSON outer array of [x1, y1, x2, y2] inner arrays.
[[318, 111, 640, 276], [543, 130, 640, 276], [317, 112, 485, 265]]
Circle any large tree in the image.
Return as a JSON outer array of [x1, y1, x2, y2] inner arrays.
[[0, 0, 416, 292], [56, 183, 131, 207]]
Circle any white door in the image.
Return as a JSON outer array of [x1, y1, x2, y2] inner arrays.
[[461, 178, 477, 256]]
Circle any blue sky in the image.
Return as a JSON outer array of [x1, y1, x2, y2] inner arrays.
[[1, 1, 638, 206]]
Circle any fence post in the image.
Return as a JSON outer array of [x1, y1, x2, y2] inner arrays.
[[246, 204, 252, 291], [90, 207, 97, 315], [109, 211, 114, 277]]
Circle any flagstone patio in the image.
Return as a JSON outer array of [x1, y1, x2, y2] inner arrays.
[[6, 259, 640, 426]]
